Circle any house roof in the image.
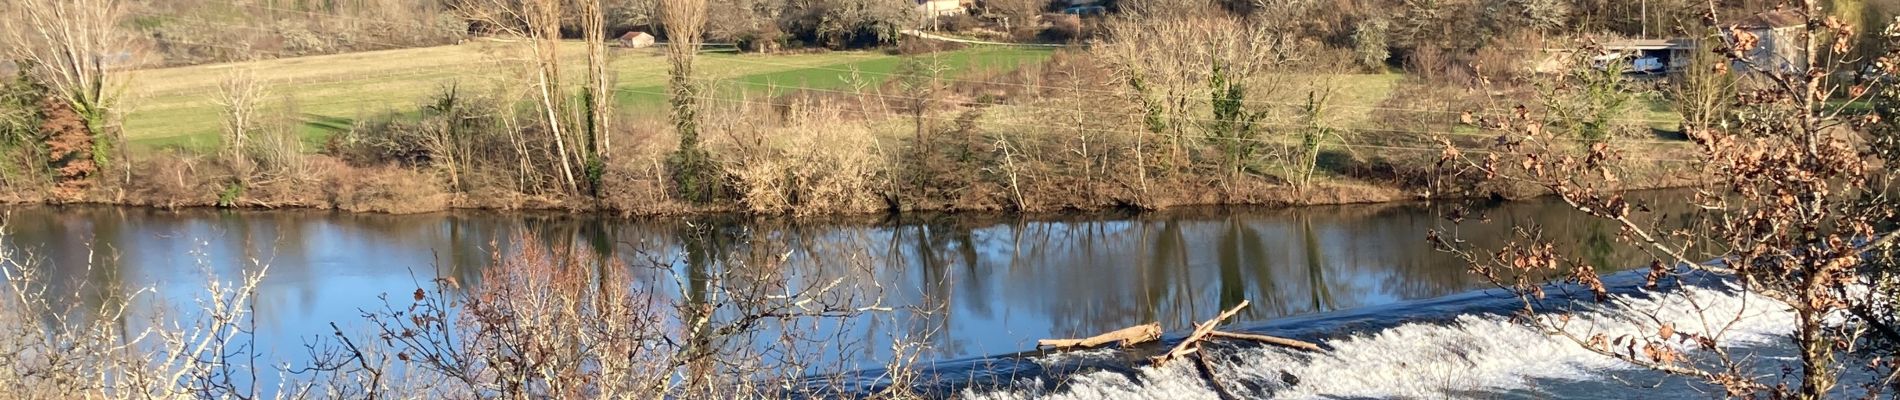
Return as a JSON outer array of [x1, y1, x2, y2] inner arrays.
[[1601, 38, 1696, 51], [1735, 10, 1804, 29]]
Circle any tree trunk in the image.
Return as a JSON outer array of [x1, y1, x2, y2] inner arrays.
[[530, 0, 576, 194], [584, 0, 612, 167]]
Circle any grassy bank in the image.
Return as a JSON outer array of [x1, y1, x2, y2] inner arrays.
[[123, 42, 1053, 151], [9, 38, 1705, 217]]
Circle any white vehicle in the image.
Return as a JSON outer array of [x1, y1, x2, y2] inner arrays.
[[1591, 52, 1665, 75], [1629, 57, 1665, 74]]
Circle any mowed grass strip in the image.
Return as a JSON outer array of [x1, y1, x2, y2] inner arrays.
[[122, 41, 1053, 152]]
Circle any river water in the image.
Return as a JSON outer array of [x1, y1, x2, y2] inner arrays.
[[1, 193, 1714, 396]]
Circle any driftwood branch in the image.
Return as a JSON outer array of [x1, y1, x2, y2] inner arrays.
[[1206, 330, 1323, 352], [1150, 300, 1325, 367], [1191, 350, 1242, 400], [1152, 300, 1250, 366], [1038, 323, 1162, 350], [1041, 299, 1323, 375]]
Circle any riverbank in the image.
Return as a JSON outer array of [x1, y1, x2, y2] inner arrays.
[[0, 146, 1706, 217], [4, 43, 1708, 218]]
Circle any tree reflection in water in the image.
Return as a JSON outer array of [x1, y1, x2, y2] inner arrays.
[[6, 191, 1694, 369]]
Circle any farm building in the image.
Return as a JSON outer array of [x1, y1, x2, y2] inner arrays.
[[1598, 38, 1697, 74], [617, 32, 655, 48], [1529, 38, 1697, 77], [1728, 10, 1805, 74], [917, 0, 966, 17]]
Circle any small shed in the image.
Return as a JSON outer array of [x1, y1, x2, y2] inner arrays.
[[1532, 38, 1697, 76], [1728, 10, 1806, 74], [1599, 38, 1697, 74], [917, 0, 965, 17], [617, 32, 656, 48]]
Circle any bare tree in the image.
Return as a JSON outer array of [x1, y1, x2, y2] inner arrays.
[[456, 0, 582, 194], [1433, 2, 1900, 398], [1670, 32, 1737, 135], [215, 70, 267, 181], [1097, 0, 1305, 193], [0, 0, 135, 190]]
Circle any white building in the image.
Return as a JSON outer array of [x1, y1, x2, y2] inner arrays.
[[917, 0, 966, 17], [617, 32, 656, 48]]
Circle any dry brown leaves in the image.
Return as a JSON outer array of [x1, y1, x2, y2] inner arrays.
[[37, 96, 92, 202]]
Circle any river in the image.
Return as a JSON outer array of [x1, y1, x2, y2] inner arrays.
[[1, 192, 1716, 397]]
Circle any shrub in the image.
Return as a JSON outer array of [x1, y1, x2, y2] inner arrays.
[[1040, 13, 1083, 42], [326, 165, 446, 214], [895, 37, 967, 55], [1407, 45, 1474, 85], [938, 14, 982, 31], [0, 65, 41, 146], [39, 97, 93, 202], [724, 102, 887, 215], [1536, 53, 1640, 143], [142, 152, 219, 207], [779, 0, 918, 49], [1351, 17, 1390, 71], [984, 0, 1047, 19], [326, 86, 511, 193], [735, 24, 788, 53], [1470, 30, 1544, 83], [0, 65, 48, 192]]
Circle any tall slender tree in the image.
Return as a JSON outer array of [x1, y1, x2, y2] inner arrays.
[[662, 0, 714, 203], [582, 0, 614, 194]]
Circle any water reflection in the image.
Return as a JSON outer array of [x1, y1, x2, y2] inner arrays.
[[1, 193, 1693, 368]]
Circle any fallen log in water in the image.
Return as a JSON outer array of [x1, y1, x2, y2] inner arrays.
[[1206, 330, 1324, 352], [1152, 300, 1252, 366], [1036, 299, 1323, 368], [1151, 300, 1324, 366], [1038, 323, 1163, 350]]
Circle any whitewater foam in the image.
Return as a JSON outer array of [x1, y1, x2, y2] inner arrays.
[[965, 284, 1824, 399]]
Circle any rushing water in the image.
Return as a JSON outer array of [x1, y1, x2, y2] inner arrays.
[[2, 192, 1713, 396]]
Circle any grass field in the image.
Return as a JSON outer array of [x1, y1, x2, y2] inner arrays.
[[122, 41, 1053, 151], [976, 73, 1408, 136]]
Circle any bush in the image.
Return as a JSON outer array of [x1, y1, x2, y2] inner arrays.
[[1040, 13, 1083, 42], [327, 165, 446, 213], [723, 103, 887, 215], [937, 14, 981, 31], [1470, 30, 1544, 83], [895, 37, 967, 55], [328, 88, 502, 167], [123, 151, 218, 207], [0, 66, 48, 192], [1407, 45, 1475, 85], [779, 0, 917, 49], [1351, 17, 1390, 71], [734, 24, 787, 53]]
